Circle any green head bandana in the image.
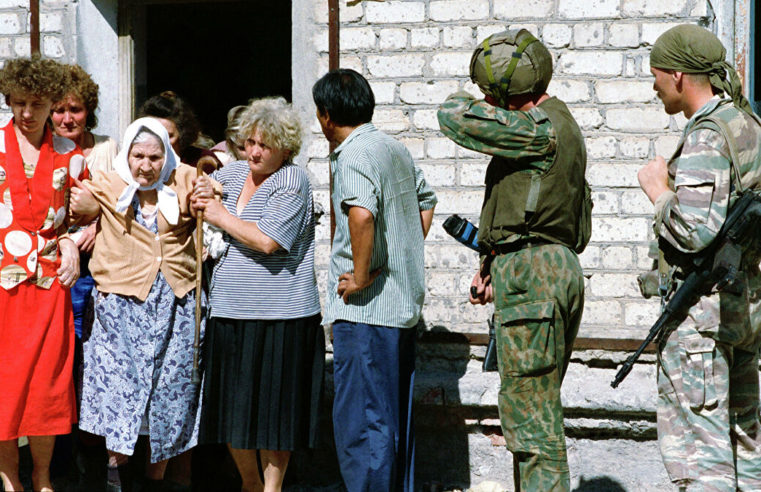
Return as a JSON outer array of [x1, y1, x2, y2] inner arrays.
[[650, 24, 753, 116]]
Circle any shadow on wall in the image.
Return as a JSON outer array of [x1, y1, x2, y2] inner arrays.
[[286, 320, 474, 489], [573, 476, 628, 492], [414, 322, 475, 489]]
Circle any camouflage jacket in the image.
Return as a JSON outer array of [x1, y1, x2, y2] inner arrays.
[[437, 91, 555, 171], [655, 97, 761, 254], [656, 97, 761, 348], [438, 91, 589, 253]]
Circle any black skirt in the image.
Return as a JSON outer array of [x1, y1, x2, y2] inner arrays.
[[199, 314, 325, 451]]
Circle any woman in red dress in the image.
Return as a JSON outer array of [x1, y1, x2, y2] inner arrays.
[[0, 56, 84, 492]]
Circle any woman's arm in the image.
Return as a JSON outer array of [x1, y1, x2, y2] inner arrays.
[[195, 197, 281, 254], [57, 237, 80, 287], [69, 177, 101, 223]]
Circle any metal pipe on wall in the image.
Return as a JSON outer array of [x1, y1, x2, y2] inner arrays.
[[30, 0, 40, 55], [328, 0, 339, 242]]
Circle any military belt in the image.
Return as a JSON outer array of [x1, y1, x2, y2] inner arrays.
[[490, 237, 553, 255]]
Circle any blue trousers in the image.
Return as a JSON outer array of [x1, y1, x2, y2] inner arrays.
[[71, 259, 94, 339], [332, 321, 416, 492]]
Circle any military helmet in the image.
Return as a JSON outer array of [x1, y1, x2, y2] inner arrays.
[[470, 29, 552, 104]]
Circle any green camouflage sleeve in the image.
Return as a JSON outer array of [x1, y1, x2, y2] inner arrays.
[[437, 91, 554, 170], [654, 127, 731, 253]]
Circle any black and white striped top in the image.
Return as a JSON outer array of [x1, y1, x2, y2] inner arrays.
[[208, 160, 320, 320]]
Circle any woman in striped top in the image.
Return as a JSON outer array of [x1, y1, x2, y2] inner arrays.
[[192, 97, 323, 492]]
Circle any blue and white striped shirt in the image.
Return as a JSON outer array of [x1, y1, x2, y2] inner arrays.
[[208, 160, 320, 320], [324, 123, 437, 328]]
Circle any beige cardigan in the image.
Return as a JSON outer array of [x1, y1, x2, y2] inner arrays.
[[86, 164, 219, 301]]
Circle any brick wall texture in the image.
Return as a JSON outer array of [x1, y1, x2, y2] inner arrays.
[[310, 0, 717, 340], [0, 0, 71, 124], [0, 0, 726, 341]]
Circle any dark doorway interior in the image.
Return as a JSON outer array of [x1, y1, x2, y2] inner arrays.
[[142, 1, 291, 142]]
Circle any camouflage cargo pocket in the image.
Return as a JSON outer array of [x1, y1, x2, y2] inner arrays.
[[679, 336, 717, 410], [495, 299, 557, 376]]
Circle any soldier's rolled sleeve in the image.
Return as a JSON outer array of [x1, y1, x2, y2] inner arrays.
[[657, 128, 731, 253]]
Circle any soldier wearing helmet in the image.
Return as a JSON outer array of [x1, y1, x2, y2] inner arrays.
[[438, 29, 591, 491]]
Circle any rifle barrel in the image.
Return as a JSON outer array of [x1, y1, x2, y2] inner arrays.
[[610, 269, 708, 388]]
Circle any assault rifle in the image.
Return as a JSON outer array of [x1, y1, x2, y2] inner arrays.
[[611, 190, 761, 388], [443, 215, 498, 371]]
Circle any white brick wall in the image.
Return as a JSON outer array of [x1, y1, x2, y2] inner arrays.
[[623, 0, 691, 17], [365, 1, 425, 24], [0, 0, 727, 349], [366, 54, 425, 77], [558, 0, 621, 19], [429, 0, 490, 22], [559, 51, 624, 75], [596, 80, 654, 103], [0, 13, 21, 34], [0, 0, 700, 350], [542, 23, 572, 48], [0, 2, 71, 73], [378, 28, 406, 50], [573, 23, 604, 47], [494, 0, 554, 19]]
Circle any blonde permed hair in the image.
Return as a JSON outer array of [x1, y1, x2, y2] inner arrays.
[[0, 55, 69, 103], [238, 97, 302, 158]]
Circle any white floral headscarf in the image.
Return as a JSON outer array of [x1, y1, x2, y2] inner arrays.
[[113, 117, 181, 225]]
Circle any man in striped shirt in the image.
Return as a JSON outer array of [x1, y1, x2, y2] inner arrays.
[[313, 69, 437, 492]]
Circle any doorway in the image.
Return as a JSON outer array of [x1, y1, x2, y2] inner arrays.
[[131, 0, 292, 142]]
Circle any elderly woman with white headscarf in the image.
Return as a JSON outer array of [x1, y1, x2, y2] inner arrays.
[[69, 117, 219, 490]]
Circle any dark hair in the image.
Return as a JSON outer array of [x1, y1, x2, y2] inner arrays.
[[312, 69, 374, 126], [138, 90, 200, 153]]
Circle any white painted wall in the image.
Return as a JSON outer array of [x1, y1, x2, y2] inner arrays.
[[75, 0, 120, 141]]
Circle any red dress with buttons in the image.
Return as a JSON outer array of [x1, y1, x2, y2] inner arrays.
[[0, 120, 84, 439]]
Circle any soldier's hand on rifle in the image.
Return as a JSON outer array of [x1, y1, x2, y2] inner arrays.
[[638, 155, 670, 204], [469, 265, 493, 305]]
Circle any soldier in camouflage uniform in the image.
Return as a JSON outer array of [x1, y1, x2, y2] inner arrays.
[[438, 30, 591, 491], [638, 25, 761, 491]]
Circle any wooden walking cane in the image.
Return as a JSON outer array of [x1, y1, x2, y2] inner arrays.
[[192, 165, 203, 385]]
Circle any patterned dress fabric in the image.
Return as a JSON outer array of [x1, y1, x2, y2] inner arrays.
[[79, 197, 204, 462]]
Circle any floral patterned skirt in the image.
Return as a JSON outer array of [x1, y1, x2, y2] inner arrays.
[[79, 272, 205, 462]]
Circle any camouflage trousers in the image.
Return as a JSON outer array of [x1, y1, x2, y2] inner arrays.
[[491, 243, 584, 492], [657, 288, 761, 492]]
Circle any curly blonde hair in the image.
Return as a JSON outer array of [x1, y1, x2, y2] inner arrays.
[[238, 97, 302, 158], [0, 55, 69, 104], [56, 64, 100, 129]]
